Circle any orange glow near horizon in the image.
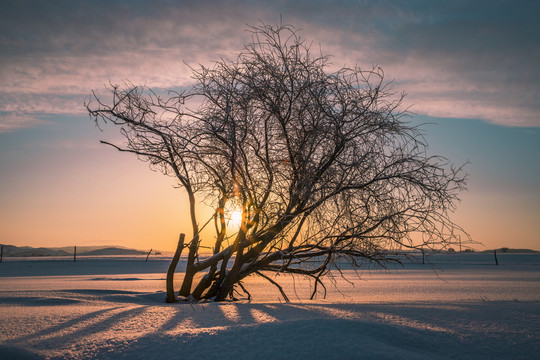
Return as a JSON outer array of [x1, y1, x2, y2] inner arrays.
[[1, 120, 539, 254]]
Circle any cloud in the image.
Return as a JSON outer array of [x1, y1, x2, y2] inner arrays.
[[0, 112, 51, 133], [0, 0, 256, 131], [282, 1, 540, 126], [1, 0, 538, 131]]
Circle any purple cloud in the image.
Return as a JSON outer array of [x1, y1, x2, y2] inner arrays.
[[1, 0, 538, 131]]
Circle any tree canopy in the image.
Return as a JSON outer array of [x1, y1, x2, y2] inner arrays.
[[87, 22, 468, 302]]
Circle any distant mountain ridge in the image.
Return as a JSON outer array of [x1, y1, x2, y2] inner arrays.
[[0, 245, 71, 257], [0, 245, 152, 257], [486, 248, 540, 254], [80, 247, 146, 256], [2, 244, 537, 258]]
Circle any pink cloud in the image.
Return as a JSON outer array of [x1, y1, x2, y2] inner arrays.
[[1, 1, 538, 130], [0, 112, 51, 133]]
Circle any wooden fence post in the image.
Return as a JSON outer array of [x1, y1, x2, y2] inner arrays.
[[166, 233, 185, 303], [494, 249, 498, 266], [74, 246, 77, 262], [1, 244, 3, 263]]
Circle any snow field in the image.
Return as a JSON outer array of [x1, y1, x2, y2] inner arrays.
[[0, 253, 539, 359]]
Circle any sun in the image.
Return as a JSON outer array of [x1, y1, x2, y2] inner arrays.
[[229, 209, 243, 227], [224, 200, 243, 228]]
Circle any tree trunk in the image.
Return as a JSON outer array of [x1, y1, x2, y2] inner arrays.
[[166, 234, 185, 303], [215, 252, 245, 301], [191, 265, 217, 300], [179, 191, 199, 297]]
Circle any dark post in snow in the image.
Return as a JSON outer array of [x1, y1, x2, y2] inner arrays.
[[145, 249, 152, 262], [1, 244, 3, 263], [74, 246, 77, 262], [166, 233, 186, 303], [494, 249, 498, 266]]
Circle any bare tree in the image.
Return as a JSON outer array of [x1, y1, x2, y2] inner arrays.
[[87, 22, 468, 302]]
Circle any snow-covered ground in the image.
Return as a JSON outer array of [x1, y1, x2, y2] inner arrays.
[[1, 253, 539, 359]]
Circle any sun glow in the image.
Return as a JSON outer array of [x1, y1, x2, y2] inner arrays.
[[228, 209, 243, 228]]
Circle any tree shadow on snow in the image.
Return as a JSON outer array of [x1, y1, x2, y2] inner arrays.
[[4, 297, 539, 360]]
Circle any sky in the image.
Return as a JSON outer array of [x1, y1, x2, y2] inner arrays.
[[0, 0, 539, 252]]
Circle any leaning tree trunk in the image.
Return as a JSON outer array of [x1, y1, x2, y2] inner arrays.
[[178, 191, 200, 297], [166, 233, 185, 303]]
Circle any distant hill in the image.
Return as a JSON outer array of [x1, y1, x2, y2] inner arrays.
[[483, 248, 540, 254], [0, 245, 152, 257], [79, 247, 147, 256], [0, 245, 70, 257]]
